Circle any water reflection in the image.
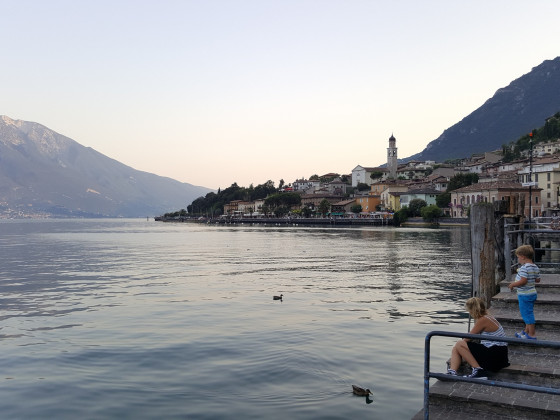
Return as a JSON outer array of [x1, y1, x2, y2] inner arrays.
[[0, 220, 473, 419]]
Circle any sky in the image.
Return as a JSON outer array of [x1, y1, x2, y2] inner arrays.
[[1, 1, 559, 191]]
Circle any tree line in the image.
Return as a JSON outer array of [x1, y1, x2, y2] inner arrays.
[[502, 112, 560, 162]]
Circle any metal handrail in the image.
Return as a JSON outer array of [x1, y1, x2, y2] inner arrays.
[[504, 221, 560, 275], [423, 330, 560, 419]]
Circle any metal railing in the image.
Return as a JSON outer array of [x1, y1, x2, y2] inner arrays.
[[423, 331, 560, 419], [504, 218, 560, 275]]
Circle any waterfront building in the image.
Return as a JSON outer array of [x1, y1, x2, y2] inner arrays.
[[373, 182, 408, 211], [223, 200, 242, 215], [355, 192, 381, 213], [517, 155, 560, 215], [330, 198, 356, 216], [300, 193, 341, 212], [400, 188, 441, 209], [449, 181, 540, 218]]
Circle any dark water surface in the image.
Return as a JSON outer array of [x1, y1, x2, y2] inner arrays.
[[0, 219, 473, 419]]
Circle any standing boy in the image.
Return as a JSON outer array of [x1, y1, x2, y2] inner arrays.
[[508, 244, 541, 339]]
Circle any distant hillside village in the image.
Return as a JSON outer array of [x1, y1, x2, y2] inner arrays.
[[182, 114, 560, 221]]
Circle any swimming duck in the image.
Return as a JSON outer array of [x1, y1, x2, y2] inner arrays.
[[273, 294, 283, 300], [352, 385, 372, 396]]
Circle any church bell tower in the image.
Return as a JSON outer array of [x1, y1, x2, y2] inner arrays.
[[387, 134, 397, 179]]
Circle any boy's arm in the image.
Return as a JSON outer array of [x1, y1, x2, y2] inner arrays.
[[509, 276, 528, 290]]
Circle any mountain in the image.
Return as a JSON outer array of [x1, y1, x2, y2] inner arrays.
[[0, 116, 213, 218], [406, 57, 560, 162]]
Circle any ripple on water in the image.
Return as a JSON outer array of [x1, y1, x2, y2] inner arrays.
[[0, 220, 472, 419]]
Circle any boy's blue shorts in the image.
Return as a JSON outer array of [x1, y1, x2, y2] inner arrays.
[[517, 293, 537, 324]]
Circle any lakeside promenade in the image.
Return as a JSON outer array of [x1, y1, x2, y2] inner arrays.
[[157, 216, 391, 226], [156, 216, 470, 227]]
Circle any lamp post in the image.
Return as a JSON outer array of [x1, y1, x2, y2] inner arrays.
[[528, 132, 534, 224]]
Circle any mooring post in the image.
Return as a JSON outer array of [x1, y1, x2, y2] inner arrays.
[[470, 203, 498, 307]]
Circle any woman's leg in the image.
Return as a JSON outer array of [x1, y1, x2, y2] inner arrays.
[[450, 340, 481, 370]]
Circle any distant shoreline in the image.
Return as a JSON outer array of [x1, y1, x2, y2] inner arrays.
[[402, 217, 469, 227], [155, 216, 469, 227]]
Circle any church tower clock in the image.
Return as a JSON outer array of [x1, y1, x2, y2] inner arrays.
[[387, 134, 397, 179]]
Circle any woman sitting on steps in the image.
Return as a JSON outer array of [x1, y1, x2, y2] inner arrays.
[[447, 297, 510, 379]]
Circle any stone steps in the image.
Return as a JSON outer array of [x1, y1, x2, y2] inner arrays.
[[413, 273, 560, 419], [498, 360, 560, 388], [492, 292, 560, 309], [414, 380, 560, 419], [492, 305, 560, 357], [490, 306, 560, 332], [499, 274, 560, 294]]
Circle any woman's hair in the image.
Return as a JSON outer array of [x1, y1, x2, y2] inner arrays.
[[516, 244, 535, 260], [465, 297, 487, 319]]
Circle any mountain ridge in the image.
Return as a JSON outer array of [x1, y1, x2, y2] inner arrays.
[[406, 57, 560, 162], [0, 116, 213, 218]]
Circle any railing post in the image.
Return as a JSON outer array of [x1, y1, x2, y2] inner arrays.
[[504, 219, 512, 278], [423, 333, 432, 420], [470, 203, 497, 306]]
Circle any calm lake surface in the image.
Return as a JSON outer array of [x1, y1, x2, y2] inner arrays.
[[0, 219, 473, 419]]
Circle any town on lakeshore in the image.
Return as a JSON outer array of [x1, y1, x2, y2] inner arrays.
[[159, 115, 560, 224]]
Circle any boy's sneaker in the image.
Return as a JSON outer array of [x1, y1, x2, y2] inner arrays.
[[515, 331, 537, 340], [464, 367, 487, 380]]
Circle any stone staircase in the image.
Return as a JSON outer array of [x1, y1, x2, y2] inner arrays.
[[413, 274, 560, 419]]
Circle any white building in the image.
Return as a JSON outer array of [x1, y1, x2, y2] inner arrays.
[[351, 166, 387, 187], [292, 178, 321, 192]]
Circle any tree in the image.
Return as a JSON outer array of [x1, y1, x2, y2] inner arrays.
[[264, 192, 302, 210], [393, 208, 409, 226], [407, 198, 427, 217], [278, 179, 285, 190], [301, 206, 313, 218], [447, 173, 479, 191], [356, 182, 370, 191], [369, 171, 384, 181], [309, 174, 319, 181], [261, 204, 271, 216], [501, 144, 519, 163], [252, 180, 276, 200], [318, 199, 330, 216], [436, 192, 451, 208], [421, 205, 443, 222], [351, 204, 362, 214], [274, 206, 289, 217]]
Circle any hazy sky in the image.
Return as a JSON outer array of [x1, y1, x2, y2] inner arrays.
[[2, 1, 559, 190]]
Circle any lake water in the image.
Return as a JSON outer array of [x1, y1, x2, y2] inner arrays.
[[0, 219, 473, 419]]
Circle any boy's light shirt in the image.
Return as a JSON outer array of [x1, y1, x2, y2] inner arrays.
[[515, 263, 539, 295]]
